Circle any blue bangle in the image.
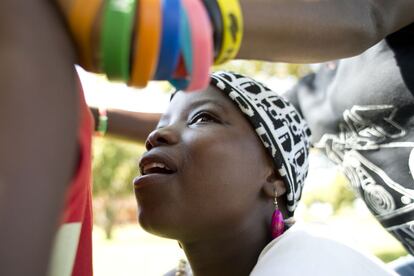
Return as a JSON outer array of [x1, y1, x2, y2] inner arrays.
[[154, 0, 182, 80], [169, 6, 192, 90]]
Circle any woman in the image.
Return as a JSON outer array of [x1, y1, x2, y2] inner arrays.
[[134, 71, 394, 275]]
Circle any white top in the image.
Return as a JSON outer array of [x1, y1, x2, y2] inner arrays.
[[250, 223, 396, 276]]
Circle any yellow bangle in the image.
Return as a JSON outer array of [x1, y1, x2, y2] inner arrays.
[[68, 0, 103, 71], [215, 0, 243, 65]]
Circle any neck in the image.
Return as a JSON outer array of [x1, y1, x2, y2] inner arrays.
[[180, 215, 271, 276]]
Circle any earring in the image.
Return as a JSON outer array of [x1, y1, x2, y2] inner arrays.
[[271, 189, 285, 239]]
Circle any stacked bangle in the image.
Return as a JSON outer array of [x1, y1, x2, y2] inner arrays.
[[101, 0, 136, 81], [153, 0, 181, 80], [129, 0, 162, 87], [61, 0, 243, 92], [171, 0, 213, 92], [67, 0, 103, 71], [214, 0, 243, 65], [169, 7, 193, 90]]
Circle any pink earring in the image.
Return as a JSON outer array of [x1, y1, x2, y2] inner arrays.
[[271, 189, 285, 239]]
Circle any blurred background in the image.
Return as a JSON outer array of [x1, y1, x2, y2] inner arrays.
[[78, 61, 408, 276]]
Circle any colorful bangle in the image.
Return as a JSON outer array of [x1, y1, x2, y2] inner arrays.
[[97, 108, 108, 136], [68, 0, 103, 71], [153, 0, 182, 80], [100, 0, 136, 81], [129, 0, 162, 87], [183, 0, 213, 92], [202, 0, 223, 61], [61, 0, 216, 91], [215, 0, 243, 65], [169, 7, 193, 89], [173, 55, 188, 78], [171, 0, 213, 92]]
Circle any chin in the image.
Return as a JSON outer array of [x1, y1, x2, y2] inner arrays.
[[137, 207, 182, 240]]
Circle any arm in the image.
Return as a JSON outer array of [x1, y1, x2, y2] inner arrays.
[[90, 107, 161, 142], [238, 0, 414, 63], [0, 1, 79, 275]]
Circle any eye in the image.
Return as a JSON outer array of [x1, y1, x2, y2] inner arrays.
[[189, 112, 220, 125]]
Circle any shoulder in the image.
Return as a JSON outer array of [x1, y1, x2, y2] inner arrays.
[[250, 224, 396, 276]]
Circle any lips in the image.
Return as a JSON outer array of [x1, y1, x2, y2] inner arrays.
[[139, 152, 178, 176], [135, 151, 178, 188], [141, 162, 175, 175]]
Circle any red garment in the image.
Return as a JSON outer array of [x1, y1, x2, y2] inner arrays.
[[60, 81, 94, 276]]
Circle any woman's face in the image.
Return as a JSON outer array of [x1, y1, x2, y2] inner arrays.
[[134, 86, 274, 241]]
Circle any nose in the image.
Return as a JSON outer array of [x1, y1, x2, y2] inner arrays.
[[145, 127, 179, 151]]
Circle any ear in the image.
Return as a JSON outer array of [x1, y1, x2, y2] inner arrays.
[[263, 170, 286, 199]]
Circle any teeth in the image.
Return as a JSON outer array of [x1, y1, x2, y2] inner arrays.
[[142, 162, 170, 174]]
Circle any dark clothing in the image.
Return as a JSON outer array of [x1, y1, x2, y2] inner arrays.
[[287, 23, 414, 255]]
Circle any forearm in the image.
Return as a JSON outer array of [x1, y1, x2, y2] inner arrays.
[[238, 0, 414, 63], [0, 1, 79, 275], [90, 107, 160, 143]]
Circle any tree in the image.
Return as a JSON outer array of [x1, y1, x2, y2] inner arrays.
[[92, 137, 145, 239]]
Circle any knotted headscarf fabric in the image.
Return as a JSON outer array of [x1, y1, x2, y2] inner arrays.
[[210, 71, 311, 217]]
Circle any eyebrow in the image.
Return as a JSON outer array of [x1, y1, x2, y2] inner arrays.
[[157, 98, 228, 129], [186, 98, 228, 113]]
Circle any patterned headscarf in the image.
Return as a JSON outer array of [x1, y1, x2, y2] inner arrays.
[[210, 71, 311, 217]]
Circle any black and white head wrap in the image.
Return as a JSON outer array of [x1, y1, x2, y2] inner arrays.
[[210, 71, 311, 217]]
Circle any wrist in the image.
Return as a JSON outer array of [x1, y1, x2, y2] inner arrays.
[[96, 107, 108, 136]]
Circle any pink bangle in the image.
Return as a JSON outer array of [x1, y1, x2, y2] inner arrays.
[[181, 0, 213, 92]]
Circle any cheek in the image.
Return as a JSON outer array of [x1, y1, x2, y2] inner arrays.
[[181, 131, 266, 210]]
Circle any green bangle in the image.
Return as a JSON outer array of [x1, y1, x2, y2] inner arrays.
[[97, 108, 108, 136], [101, 0, 136, 81]]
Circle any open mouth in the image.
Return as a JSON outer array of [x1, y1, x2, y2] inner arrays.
[[140, 162, 175, 176]]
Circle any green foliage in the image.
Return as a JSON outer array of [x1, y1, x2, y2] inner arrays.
[[302, 172, 356, 214], [92, 137, 146, 238], [376, 249, 408, 263], [92, 137, 145, 197]]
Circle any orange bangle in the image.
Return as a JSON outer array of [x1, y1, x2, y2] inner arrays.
[[68, 0, 103, 71], [129, 0, 162, 88]]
